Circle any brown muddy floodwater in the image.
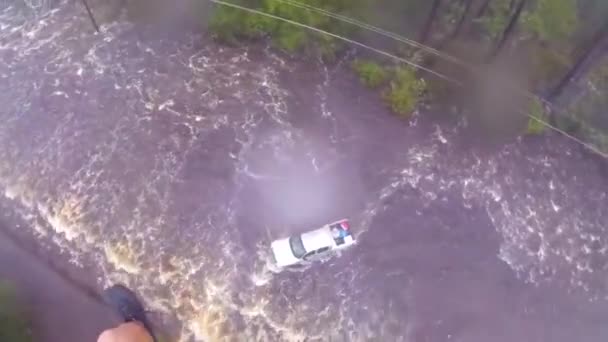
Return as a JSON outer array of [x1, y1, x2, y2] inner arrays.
[[0, 1, 607, 341]]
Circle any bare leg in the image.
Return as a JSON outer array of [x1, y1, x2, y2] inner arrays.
[[97, 322, 154, 342]]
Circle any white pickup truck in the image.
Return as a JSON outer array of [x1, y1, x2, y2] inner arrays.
[[271, 219, 356, 268]]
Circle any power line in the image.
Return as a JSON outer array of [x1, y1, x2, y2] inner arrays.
[[269, 0, 608, 158], [272, 0, 468, 68], [270, 1, 553, 105], [206, 0, 608, 158], [80, 0, 100, 33], [521, 110, 608, 158], [207, 0, 460, 85]]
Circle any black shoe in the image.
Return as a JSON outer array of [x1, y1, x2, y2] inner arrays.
[[103, 284, 157, 341]]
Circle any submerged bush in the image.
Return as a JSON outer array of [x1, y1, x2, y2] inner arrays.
[[352, 59, 387, 88], [384, 66, 426, 117]]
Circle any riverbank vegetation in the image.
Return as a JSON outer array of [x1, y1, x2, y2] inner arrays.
[[526, 98, 548, 135], [352, 60, 387, 88], [209, 0, 364, 57], [63, 0, 608, 153], [385, 66, 427, 117], [351, 60, 426, 116], [205, 0, 608, 152]]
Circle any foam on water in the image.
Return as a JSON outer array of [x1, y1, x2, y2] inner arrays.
[[1, 1, 608, 341], [0, 3, 308, 340]]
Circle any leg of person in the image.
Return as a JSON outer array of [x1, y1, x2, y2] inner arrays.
[[97, 322, 154, 342], [99, 284, 157, 342]]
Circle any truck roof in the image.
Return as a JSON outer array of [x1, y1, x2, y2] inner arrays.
[[300, 226, 334, 252]]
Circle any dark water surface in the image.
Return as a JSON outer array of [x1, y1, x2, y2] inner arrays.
[[1, 2, 607, 341]]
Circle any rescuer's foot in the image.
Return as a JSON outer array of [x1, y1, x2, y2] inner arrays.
[[103, 284, 156, 341]]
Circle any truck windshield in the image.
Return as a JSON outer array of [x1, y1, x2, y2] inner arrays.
[[289, 235, 306, 259]]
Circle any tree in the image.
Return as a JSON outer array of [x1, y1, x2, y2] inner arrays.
[[487, 0, 527, 60], [519, 0, 579, 90], [548, 21, 608, 106], [448, 0, 475, 40], [475, 0, 493, 18], [435, 0, 474, 50], [523, 0, 578, 44], [419, 0, 443, 44]]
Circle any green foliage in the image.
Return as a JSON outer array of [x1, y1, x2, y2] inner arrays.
[[0, 281, 31, 342], [582, 126, 608, 153], [275, 26, 306, 52], [555, 114, 583, 133], [209, 6, 251, 44], [478, 0, 578, 44], [477, 0, 512, 41], [434, 0, 469, 39], [383, 66, 426, 117], [529, 45, 571, 89], [567, 61, 608, 147], [526, 98, 548, 135], [209, 0, 363, 53], [352, 60, 387, 88], [523, 0, 578, 43]]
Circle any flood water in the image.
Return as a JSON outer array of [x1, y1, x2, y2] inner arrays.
[[1, 1, 607, 341]]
